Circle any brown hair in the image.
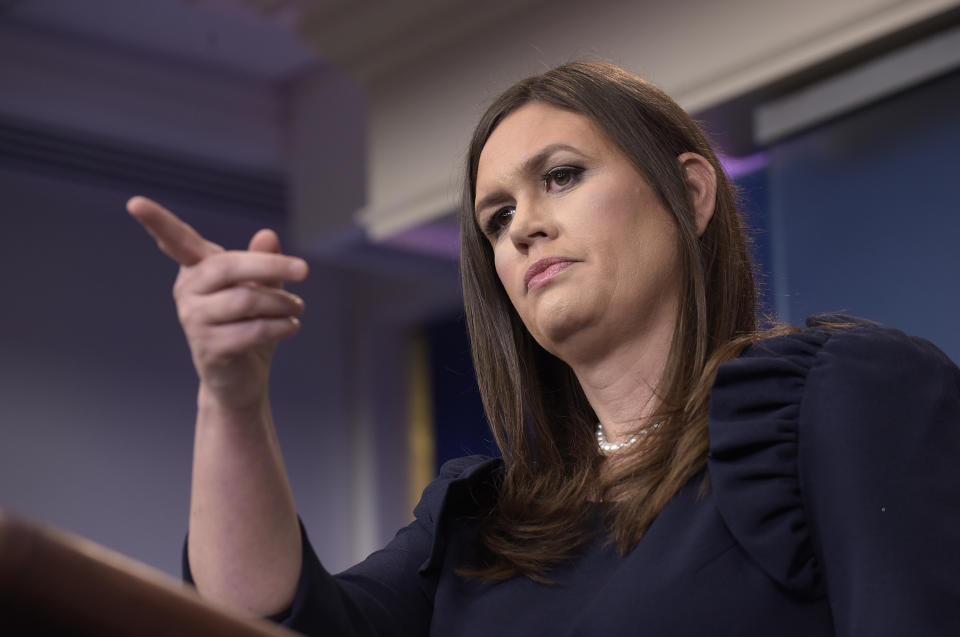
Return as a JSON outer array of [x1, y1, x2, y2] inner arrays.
[[459, 62, 761, 580]]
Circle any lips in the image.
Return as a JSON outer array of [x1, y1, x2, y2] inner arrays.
[[524, 257, 578, 291]]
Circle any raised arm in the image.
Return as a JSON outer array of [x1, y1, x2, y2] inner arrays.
[[127, 196, 308, 616]]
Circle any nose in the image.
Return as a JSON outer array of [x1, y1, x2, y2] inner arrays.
[[508, 199, 556, 251]]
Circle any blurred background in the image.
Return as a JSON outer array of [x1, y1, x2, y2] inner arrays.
[[1, 0, 959, 577]]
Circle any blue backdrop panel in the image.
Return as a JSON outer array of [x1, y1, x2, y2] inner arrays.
[[768, 70, 960, 361], [427, 313, 499, 468], [735, 167, 775, 319]]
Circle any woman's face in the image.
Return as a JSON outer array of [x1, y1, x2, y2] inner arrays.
[[474, 102, 683, 362]]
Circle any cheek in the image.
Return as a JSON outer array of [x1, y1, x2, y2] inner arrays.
[[628, 222, 683, 296], [493, 250, 508, 289], [598, 198, 681, 288], [493, 251, 521, 306]]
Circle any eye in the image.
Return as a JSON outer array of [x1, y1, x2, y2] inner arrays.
[[484, 206, 515, 237], [544, 166, 583, 191]]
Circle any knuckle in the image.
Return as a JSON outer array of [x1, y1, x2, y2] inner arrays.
[[176, 300, 196, 325], [249, 320, 271, 340], [172, 267, 196, 299], [231, 287, 257, 317], [192, 339, 214, 366], [198, 253, 228, 286], [214, 255, 232, 280]]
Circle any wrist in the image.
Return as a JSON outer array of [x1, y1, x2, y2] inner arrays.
[[197, 382, 270, 424]]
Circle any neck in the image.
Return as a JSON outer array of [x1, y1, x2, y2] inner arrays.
[[566, 308, 676, 446]]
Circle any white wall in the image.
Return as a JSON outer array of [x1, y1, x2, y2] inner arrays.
[[356, 0, 959, 237]]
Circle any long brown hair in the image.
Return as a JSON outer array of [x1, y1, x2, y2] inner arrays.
[[459, 62, 760, 581]]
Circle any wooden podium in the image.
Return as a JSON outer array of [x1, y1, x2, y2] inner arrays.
[[0, 511, 301, 636]]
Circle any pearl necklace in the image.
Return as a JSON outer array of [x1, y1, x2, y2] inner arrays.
[[596, 421, 661, 453]]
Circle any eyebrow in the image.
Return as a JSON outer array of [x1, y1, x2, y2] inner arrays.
[[474, 143, 585, 217]]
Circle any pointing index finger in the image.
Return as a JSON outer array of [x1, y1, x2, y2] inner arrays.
[[126, 196, 223, 266]]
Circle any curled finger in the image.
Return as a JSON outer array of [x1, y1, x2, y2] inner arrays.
[[179, 251, 309, 295], [198, 286, 305, 325], [204, 317, 303, 357]]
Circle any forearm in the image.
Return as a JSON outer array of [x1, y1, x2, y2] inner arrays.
[[126, 196, 309, 616], [187, 384, 302, 617]]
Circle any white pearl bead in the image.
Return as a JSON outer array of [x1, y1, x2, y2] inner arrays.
[[596, 421, 661, 453]]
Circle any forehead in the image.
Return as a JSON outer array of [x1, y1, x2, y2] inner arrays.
[[476, 102, 610, 189]]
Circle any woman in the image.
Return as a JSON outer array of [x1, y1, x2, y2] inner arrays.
[[129, 62, 960, 635]]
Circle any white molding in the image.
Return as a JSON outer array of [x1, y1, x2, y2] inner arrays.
[[675, 0, 960, 112], [755, 23, 960, 144], [358, 183, 459, 241]]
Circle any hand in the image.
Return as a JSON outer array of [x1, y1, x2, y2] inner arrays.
[[127, 196, 308, 410]]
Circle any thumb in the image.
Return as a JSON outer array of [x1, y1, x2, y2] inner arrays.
[[248, 228, 281, 254], [248, 228, 286, 289]]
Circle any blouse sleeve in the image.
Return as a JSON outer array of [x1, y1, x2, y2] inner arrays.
[[798, 325, 960, 635], [183, 454, 500, 637], [709, 318, 960, 636]]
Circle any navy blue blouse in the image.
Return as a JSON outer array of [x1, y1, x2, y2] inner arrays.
[[186, 317, 960, 635]]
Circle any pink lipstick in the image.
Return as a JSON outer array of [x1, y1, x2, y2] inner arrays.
[[524, 257, 578, 291]]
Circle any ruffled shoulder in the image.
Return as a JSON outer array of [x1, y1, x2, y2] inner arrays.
[[706, 314, 922, 597], [415, 455, 502, 574], [708, 320, 830, 596]]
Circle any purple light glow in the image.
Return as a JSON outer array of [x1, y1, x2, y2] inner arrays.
[[719, 152, 768, 180], [384, 221, 461, 260]]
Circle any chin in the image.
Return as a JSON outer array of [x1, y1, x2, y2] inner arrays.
[[531, 315, 592, 359]]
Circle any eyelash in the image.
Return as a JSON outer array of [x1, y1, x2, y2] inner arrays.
[[482, 166, 584, 237], [543, 166, 583, 191]]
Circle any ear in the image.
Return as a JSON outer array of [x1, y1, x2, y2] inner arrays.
[[678, 152, 716, 237]]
